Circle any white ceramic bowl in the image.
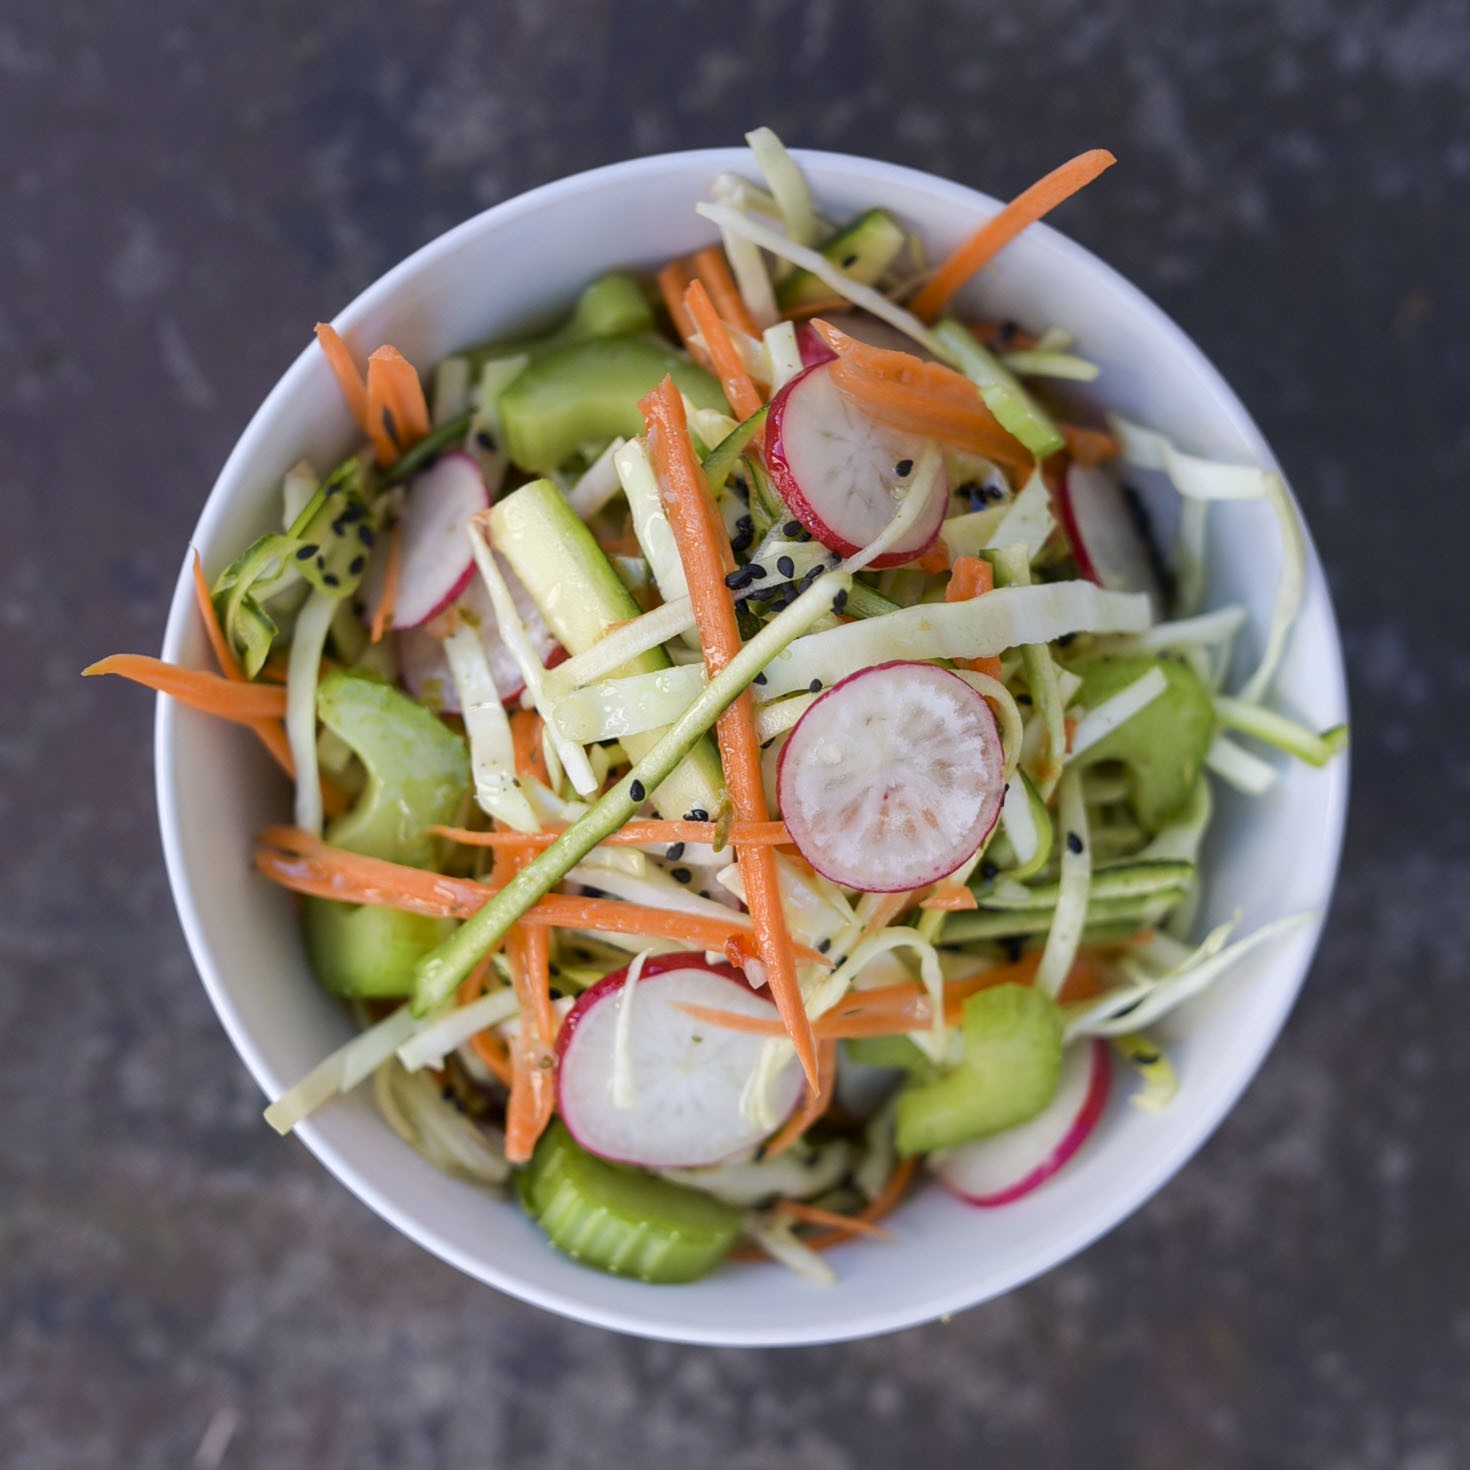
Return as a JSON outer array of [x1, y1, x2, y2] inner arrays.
[[157, 149, 1349, 1346]]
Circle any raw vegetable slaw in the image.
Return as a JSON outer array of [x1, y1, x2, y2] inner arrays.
[[91, 129, 1347, 1286]]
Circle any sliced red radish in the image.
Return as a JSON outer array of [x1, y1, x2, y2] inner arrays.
[[391, 451, 489, 629], [765, 362, 947, 568], [555, 952, 803, 1169], [934, 1039, 1110, 1206], [1057, 463, 1164, 615], [397, 563, 558, 713], [777, 661, 1005, 892], [796, 311, 931, 367]]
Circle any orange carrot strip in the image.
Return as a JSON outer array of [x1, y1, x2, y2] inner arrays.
[[965, 321, 1041, 352], [692, 246, 760, 340], [252, 829, 830, 963], [684, 279, 763, 420], [1059, 423, 1119, 466], [858, 890, 917, 943], [773, 1197, 896, 1240], [508, 709, 548, 787], [469, 1027, 514, 1088], [192, 550, 243, 679], [909, 150, 1118, 321], [919, 884, 978, 912], [84, 655, 289, 722], [641, 379, 819, 1088], [504, 845, 557, 1163], [945, 554, 1005, 682], [365, 345, 431, 461], [430, 819, 792, 849], [369, 523, 401, 643], [803, 1156, 919, 1251], [657, 259, 703, 360], [764, 1038, 837, 1157], [314, 323, 369, 430]]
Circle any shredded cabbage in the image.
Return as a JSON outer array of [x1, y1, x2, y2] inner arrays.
[[745, 126, 820, 247], [431, 355, 471, 426], [566, 436, 627, 519], [952, 670, 1024, 778], [396, 986, 520, 1072], [1067, 666, 1168, 762], [665, 1137, 857, 1206], [741, 1215, 837, 1284], [709, 174, 780, 329], [1035, 768, 1091, 998], [610, 948, 652, 1111], [551, 663, 705, 743], [1000, 775, 1039, 866], [615, 438, 689, 608], [547, 598, 697, 696], [939, 506, 1008, 559], [1000, 349, 1100, 381], [286, 587, 337, 836], [373, 1061, 510, 1187], [841, 444, 946, 574], [983, 467, 1054, 559], [763, 321, 804, 390]]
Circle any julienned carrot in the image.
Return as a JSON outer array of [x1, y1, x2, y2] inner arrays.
[[504, 847, 557, 1164], [918, 884, 978, 912], [691, 245, 760, 340], [774, 1197, 894, 1240], [430, 819, 792, 849], [1059, 422, 1119, 466], [641, 379, 820, 1089], [192, 551, 242, 679], [364, 346, 430, 462], [509, 709, 549, 787], [945, 554, 1005, 682], [369, 523, 401, 643], [657, 259, 702, 359], [459, 953, 515, 1087], [84, 655, 290, 723], [764, 1038, 837, 1157], [967, 320, 1041, 352], [908, 150, 1117, 321], [314, 322, 369, 430], [803, 1156, 919, 1251], [252, 828, 832, 964], [683, 279, 763, 420]]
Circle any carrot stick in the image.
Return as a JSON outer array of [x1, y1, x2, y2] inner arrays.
[[692, 246, 760, 340], [908, 150, 1118, 321], [656, 259, 702, 359], [313, 323, 369, 430], [252, 829, 832, 963], [430, 819, 792, 850], [469, 1026, 514, 1088], [683, 279, 763, 420], [364, 345, 430, 462], [504, 848, 557, 1163], [369, 523, 401, 643], [192, 550, 242, 679], [966, 321, 1041, 352], [918, 884, 978, 912], [84, 655, 289, 722], [803, 1157, 919, 1251], [763, 1038, 837, 1156], [641, 378, 820, 1088], [1059, 422, 1119, 466], [774, 1197, 895, 1240], [508, 710, 548, 787], [945, 554, 1005, 682]]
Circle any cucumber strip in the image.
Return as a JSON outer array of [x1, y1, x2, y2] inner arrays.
[[1000, 349, 1101, 382], [411, 569, 853, 1011], [939, 891, 1184, 944], [990, 547, 1068, 798], [1035, 769, 1091, 998], [1067, 666, 1169, 761], [1204, 732, 1279, 794], [701, 406, 768, 493], [934, 319, 1065, 460], [1212, 694, 1348, 767], [696, 201, 946, 358], [840, 581, 901, 619], [286, 589, 338, 836], [746, 126, 820, 247], [551, 664, 705, 743], [774, 208, 908, 311], [431, 356, 472, 427], [615, 437, 689, 606], [974, 860, 1195, 910]]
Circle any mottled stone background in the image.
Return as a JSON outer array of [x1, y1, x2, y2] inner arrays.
[[3, 1, 1466, 1466]]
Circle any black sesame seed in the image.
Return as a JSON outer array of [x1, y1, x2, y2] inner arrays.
[[348, 555, 366, 576], [840, 253, 858, 268], [340, 503, 366, 523], [352, 598, 367, 618], [1016, 693, 1033, 706], [1005, 938, 1025, 963], [315, 554, 327, 571], [817, 938, 832, 955], [296, 544, 319, 561], [1133, 1048, 1161, 1066], [671, 867, 693, 884], [999, 319, 1020, 346], [475, 428, 498, 451], [725, 565, 759, 591], [776, 555, 796, 579], [808, 678, 822, 693], [894, 458, 914, 477], [357, 524, 376, 548], [754, 671, 768, 686], [685, 809, 709, 823], [322, 572, 341, 587], [331, 515, 348, 536], [800, 565, 824, 591], [783, 520, 802, 537], [1056, 632, 1076, 648], [980, 861, 999, 881], [1066, 831, 1084, 855], [747, 563, 768, 580], [665, 842, 686, 861], [628, 780, 645, 803], [831, 588, 849, 614]]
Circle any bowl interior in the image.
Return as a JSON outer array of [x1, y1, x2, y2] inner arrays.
[[158, 148, 1348, 1346]]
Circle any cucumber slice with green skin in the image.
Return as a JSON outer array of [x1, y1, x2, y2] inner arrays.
[[1068, 655, 1215, 833], [466, 273, 656, 370], [932, 319, 1064, 460], [844, 1034, 936, 1075], [517, 1120, 742, 1283], [487, 478, 724, 822], [775, 209, 907, 312], [498, 336, 728, 473], [303, 900, 456, 998], [702, 405, 768, 493], [895, 983, 1063, 1156]]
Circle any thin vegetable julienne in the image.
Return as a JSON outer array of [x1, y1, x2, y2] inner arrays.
[[691, 246, 760, 340], [683, 279, 763, 421], [641, 377, 820, 1089]]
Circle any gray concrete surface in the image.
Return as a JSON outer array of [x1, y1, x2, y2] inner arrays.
[[3, 1, 1467, 1465]]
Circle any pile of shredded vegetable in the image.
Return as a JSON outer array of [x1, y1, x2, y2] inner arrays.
[[89, 128, 1346, 1285]]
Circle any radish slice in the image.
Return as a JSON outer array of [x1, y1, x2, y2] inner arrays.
[[391, 451, 490, 629], [934, 1039, 1110, 1206], [1057, 463, 1164, 615], [556, 953, 803, 1169], [398, 567, 557, 713], [765, 363, 947, 568], [777, 661, 1005, 892]]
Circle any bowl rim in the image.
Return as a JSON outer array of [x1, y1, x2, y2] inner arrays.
[[155, 146, 1350, 1345]]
